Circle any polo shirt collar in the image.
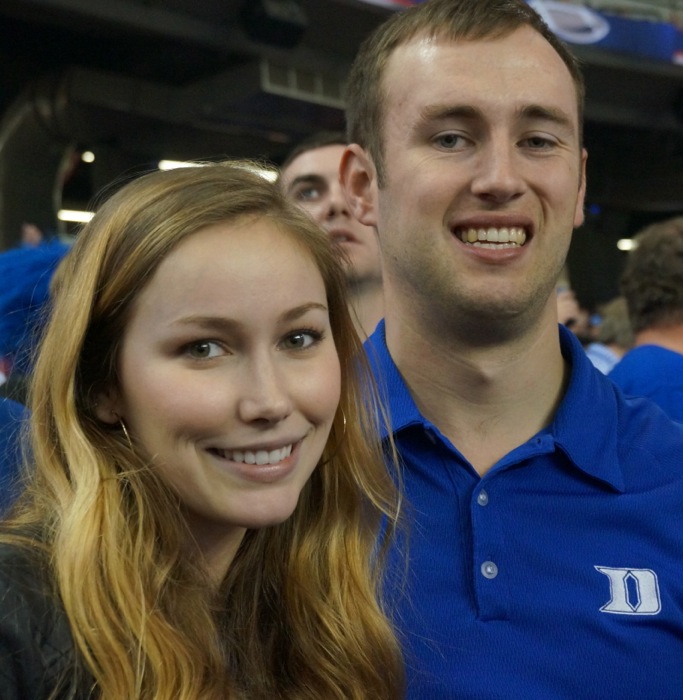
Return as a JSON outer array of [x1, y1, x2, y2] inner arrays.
[[364, 321, 625, 492], [552, 324, 625, 491], [364, 320, 426, 439]]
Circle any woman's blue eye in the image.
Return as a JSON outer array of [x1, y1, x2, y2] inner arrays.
[[186, 341, 222, 359], [283, 331, 321, 350]]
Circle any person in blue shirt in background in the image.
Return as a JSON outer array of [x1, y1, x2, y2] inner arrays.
[[0, 397, 27, 514], [340, 0, 683, 697], [0, 238, 71, 405], [0, 240, 70, 513], [609, 216, 683, 422]]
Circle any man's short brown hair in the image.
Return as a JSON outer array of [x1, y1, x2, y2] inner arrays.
[[344, 0, 585, 186]]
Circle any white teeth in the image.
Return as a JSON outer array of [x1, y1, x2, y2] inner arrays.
[[460, 226, 527, 247], [217, 444, 293, 465]]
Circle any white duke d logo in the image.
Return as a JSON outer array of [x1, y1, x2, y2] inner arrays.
[[595, 566, 661, 615]]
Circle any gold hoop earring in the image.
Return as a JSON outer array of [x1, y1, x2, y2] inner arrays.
[[117, 416, 134, 450], [321, 409, 347, 466]]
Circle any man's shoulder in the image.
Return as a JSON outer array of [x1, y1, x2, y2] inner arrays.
[[612, 390, 683, 476]]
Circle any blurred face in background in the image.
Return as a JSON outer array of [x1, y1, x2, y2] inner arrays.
[[281, 144, 382, 287]]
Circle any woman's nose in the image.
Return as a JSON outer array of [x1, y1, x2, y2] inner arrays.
[[236, 358, 294, 425]]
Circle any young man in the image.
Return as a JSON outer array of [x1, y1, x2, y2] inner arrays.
[[340, 1, 683, 697], [280, 132, 383, 337], [609, 216, 683, 421]]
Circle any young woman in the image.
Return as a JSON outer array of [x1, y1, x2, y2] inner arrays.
[[0, 162, 403, 699]]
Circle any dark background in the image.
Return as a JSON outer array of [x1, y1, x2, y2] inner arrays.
[[2, 0, 683, 310]]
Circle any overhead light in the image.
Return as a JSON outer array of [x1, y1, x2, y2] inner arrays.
[[81, 151, 95, 163], [617, 238, 637, 251], [57, 161, 278, 228], [58, 209, 94, 223], [158, 159, 198, 170], [157, 159, 277, 182]]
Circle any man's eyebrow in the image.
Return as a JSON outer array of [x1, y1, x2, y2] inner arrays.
[[419, 104, 480, 123], [418, 103, 577, 133], [284, 173, 327, 193], [519, 104, 576, 131]]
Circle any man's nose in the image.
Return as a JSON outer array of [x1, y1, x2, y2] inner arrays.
[[324, 182, 350, 219], [470, 141, 526, 203]]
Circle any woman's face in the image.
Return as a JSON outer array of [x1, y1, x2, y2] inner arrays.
[[97, 216, 340, 570]]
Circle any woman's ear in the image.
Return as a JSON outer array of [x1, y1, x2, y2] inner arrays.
[[93, 388, 122, 425]]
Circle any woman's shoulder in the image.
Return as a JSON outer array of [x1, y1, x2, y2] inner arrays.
[[0, 539, 83, 699], [0, 538, 51, 599]]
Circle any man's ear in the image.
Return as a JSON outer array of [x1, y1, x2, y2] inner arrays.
[[93, 388, 122, 425], [340, 144, 379, 228]]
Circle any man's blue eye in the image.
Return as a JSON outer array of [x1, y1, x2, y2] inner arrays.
[[297, 186, 322, 201], [435, 133, 464, 149], [525, 136, 554, 149]]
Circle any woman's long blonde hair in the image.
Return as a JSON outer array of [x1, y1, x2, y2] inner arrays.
[[2, 162, 403, 699]]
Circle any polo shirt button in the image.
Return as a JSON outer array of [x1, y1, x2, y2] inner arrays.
[[481, 561, 498, 579], [477, 489, 489, 506]]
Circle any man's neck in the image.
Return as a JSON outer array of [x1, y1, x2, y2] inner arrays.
[[385, 306, 568, 477], [349, 278, 384, 339], [634, 324, 683, 355]]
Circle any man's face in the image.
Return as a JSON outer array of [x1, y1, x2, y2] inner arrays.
[[357, 26, 586, 331], [281, 144, 382, 286]]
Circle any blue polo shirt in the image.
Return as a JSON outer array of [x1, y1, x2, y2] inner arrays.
[[608, 345, 683, 423], [366, 322, 683, 699]]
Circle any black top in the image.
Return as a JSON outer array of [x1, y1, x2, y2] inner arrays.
[[0, 541, 94, 699]]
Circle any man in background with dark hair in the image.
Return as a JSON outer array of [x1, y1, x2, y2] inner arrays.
[[609, 216, 683, 421], [280, 132, 383, 337]]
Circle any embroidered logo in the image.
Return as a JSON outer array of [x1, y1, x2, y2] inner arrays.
[[595, 566, 661, 615]]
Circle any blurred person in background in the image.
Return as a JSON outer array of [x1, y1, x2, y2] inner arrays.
[[0, 397, 28, 515], [19, 222, 45, 248], [280, 131, 384, 338], [585, 296, 633, 374], [556, 285, 592, 342], [609, 216, 683, 421], [0, 238, 71, 405]]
